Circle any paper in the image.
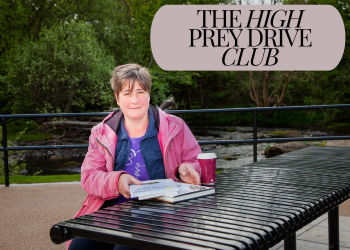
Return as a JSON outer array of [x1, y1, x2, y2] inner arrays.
[[130, 179, 179, 199]]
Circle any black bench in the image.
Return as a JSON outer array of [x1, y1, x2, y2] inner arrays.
[[50, 146, 350, 250]]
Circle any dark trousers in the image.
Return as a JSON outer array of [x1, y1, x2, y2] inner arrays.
[[69, 238, 139, 250]]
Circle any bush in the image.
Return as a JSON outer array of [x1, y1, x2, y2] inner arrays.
[[0, 127, 27, 176], [2, 20, 115, 114]]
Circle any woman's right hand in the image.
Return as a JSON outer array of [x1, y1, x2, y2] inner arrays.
[[118, 174, 143, 199]]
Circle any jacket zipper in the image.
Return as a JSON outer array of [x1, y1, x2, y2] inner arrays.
[[165, 139, 173, 178], [96, 138, 113, 161]]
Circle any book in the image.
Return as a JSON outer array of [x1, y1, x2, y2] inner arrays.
[[130, 179, 179, 199], [152, 182, 215, 203]]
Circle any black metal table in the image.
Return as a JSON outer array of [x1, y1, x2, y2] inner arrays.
[[50, 146, 350, 250]]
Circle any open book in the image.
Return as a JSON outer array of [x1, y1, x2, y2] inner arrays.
[[130, 179, 179, 199], [152, 182, 215, 203]]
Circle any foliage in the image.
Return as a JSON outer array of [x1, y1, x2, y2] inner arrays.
[[149, 66, 173, 105], [0, 0, 349, 126], [8, 132, 54, 142], [0, 127, 27, 177], [227, 127, 237, 132], [280, 0, 350, 124], [2, 20, 115, 114]]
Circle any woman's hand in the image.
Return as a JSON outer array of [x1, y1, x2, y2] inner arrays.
[[118, 174, 143, 199], [178, 164, 201, 185]]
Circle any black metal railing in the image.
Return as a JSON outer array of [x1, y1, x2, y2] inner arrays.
[[1, 104, 350, 186]]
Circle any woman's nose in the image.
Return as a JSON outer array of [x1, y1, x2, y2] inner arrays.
[[130, 93, 139, 103]]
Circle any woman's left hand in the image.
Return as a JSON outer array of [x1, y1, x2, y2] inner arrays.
[[178, 164, 201, 185]]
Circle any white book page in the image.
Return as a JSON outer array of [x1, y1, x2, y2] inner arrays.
[[130, 179, 179, 198], [167, 183, 212, 197]]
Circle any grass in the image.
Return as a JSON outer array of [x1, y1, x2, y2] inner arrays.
[[302, 141, 326, 146], [0, 174, 81, 184], [216, 170, 224, 174], [7, 131, 55, 141], [326, 122, 350, 130]]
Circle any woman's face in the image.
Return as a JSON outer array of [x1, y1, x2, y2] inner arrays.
[[116, 80, 150, 122]]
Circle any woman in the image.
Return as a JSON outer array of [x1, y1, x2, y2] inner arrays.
[[67, 64, 202, 250]]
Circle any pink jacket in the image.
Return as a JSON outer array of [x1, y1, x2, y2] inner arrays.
[[66, 108, 201, 249]]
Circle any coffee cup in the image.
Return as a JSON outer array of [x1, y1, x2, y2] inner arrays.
[[197, 153, 217, 185]]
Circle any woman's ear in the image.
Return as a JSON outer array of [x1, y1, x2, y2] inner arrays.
[[115, 93, 119, 105]]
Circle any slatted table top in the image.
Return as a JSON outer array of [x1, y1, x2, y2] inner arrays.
[[51, 146, 350, 250]]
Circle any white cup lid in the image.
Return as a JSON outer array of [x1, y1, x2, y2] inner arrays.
[[197, 153, 217, 159]]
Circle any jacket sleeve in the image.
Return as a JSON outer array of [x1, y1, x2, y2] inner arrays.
[[80, 130, 125, 199], [173, 119, 202, 182]]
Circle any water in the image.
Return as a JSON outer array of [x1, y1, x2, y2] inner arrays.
[[191, 125, 270, 169], [19, 157, 85, 175], [20, 125, 344, 175]]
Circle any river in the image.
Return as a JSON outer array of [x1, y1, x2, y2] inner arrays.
[[19, 125, 342, 175]]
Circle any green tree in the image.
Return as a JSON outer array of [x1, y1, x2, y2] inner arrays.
[[2, 20, 115, 114], [282, 0, 350, 122]]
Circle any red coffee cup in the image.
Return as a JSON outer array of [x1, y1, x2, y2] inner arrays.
[[198, 153, 217, 185]]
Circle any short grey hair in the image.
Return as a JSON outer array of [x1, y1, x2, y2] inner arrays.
[[110, 64, 152, 99]]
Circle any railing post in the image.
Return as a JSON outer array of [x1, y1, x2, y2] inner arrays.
[[2, 117, 9, 187], [253, 110, 257, 163]]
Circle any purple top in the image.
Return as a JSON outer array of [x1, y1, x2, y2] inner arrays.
[[115, 136, 150, 204], [125, 136, 150, 181]]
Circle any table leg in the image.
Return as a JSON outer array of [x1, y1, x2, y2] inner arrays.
[[284, 233, 296, 250], [328, 206, 339, 250]]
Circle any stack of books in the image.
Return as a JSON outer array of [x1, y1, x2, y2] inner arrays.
[[130, 179, 215, 203]]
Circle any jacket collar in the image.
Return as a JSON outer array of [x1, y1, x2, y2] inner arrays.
[[118, 109, 158, 140], [105, 105, 160, 136]]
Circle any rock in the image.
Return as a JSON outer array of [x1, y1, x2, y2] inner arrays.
[[265, 141, 307, 157], [50, 155, 64, 160], [42, 121, 99, 129], [324, 140, 350, 147], [35, 152, 42, 157], [306, 142, 322, 147], [310, 131, 327, 137], [202, 145, 215, 151], [264, 130, 303, 138], [227, 127, 237, 132], [19, 169, 28, 175], [159, 97, 177, 111], [64, 154, 71, 158], [223, 156, 237, 160], [55, 152, 63, 157], [47, 151, 54, 156], [257, 134, 271, 139]]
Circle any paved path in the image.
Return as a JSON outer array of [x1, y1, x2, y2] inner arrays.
[[0, 183, 87, 250], [1, 183, 350, 250], [271, 214, 350, 250]]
